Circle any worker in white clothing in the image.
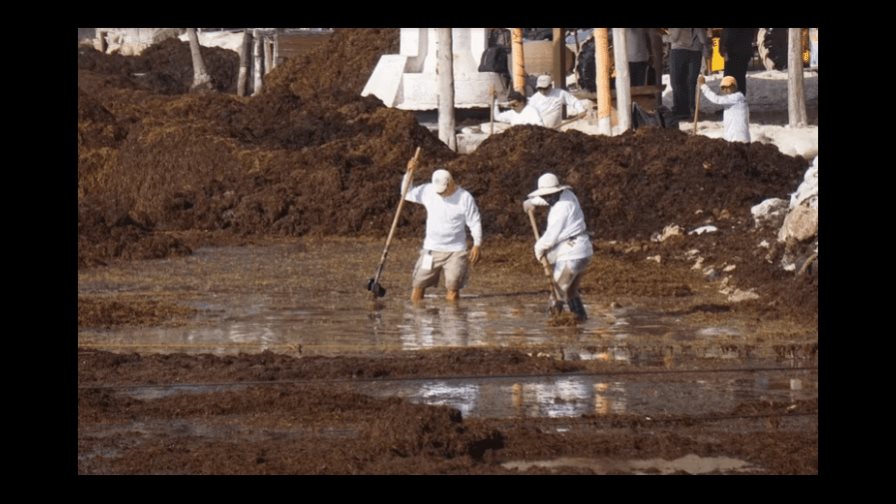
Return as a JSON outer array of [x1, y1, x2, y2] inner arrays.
[[403, 157, 482, 303], [522, 173, 593, 320], [528, 74, 588, 128], [494, 90, 544, 126], [697, 74, 750, 143]]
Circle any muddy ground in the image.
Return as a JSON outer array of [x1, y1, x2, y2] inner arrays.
[[77, 29, 818, 474]]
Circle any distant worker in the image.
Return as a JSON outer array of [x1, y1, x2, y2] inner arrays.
[[698, 74, 750, 143], [668, 28, 712, 119], [626, 28, 651, 86], [528, 75, 588, 128], [720, 28, 757, 97], [522, 173, 593, 321], [403, 158, 482, 303], [494, 90, 545, 127]]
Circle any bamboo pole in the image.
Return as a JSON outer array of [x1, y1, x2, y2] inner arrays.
[[437, 28, 457, 152], [595, 29, 612, 135], [511, 28, 526, 93]]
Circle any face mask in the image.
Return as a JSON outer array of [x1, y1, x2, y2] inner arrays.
[[543, 193, 561, 206]]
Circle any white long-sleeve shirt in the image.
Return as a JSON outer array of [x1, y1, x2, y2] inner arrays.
[[526, 190, 593, 262], [700, 84, 751, 143], [403, 174, 482, 252], [528, 89, 587, 128], [493, 103, 544, 126]]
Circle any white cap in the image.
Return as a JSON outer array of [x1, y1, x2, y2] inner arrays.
[[536, 75, 552, 89], [527, 173, 570, 198], [432, 169, 452, 193]]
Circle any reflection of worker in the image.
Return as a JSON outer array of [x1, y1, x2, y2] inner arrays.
[[809, 28, 818, 68], [494, 90, 544, 126], [626, 28, 651, 86], [522, 173, 593, 320], [403, 159, 482, 303], [720, 28, 757, 97], [698, 74, 750, 143], [528, 75, 587, 128], [668, 28, 711, 118]]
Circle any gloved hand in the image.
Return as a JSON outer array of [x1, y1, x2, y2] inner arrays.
[[534, 245, 545, 263], [523, 199, 536, 213], [697, 74, 705, 86]]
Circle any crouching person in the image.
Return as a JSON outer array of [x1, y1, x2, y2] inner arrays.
[[523, 173, 593, 320]]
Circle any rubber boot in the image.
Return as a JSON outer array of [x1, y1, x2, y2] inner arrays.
[[568, 297, 588, 321], [550, 300, 564, 315]]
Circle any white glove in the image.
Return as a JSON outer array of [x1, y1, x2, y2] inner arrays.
[[523, 199, 536, 213]]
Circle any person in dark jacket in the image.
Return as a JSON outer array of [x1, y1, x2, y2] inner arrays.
[[720, 28, 757, 97], [668, 28, 712, 118]]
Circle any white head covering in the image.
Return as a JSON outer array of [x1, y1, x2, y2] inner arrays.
[[432, 169, 453, 193], [527, 173, 570, 198]]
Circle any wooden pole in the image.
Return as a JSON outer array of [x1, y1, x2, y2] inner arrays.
[[437, 28, 457, 152], [612, 28, 631, 132], [573, 29, 581, 88], [595, 29, 612, 135], [237, 30, 250, 97], [552, 28, 565, 90], [788, 28, 807, 127], [252, 29, 263, 96], [263, 33, 273, 75], [511, 28, 526, 93]]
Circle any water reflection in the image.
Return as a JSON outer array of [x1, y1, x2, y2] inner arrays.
[[359, 371, 817, 419], [78, 244, 815, 364], [399, 304, 475, 350]]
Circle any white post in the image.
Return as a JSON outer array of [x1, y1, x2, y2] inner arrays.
[[612, 28, 631, 132], [264, 33, 273, 75], [437, 28, 456, 152], [788, 28, 807, 127], [253, 29, 263, 95], [186, 28, 212, 91], [237, 30, 250, 97], [273, 29, 280, 69]]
